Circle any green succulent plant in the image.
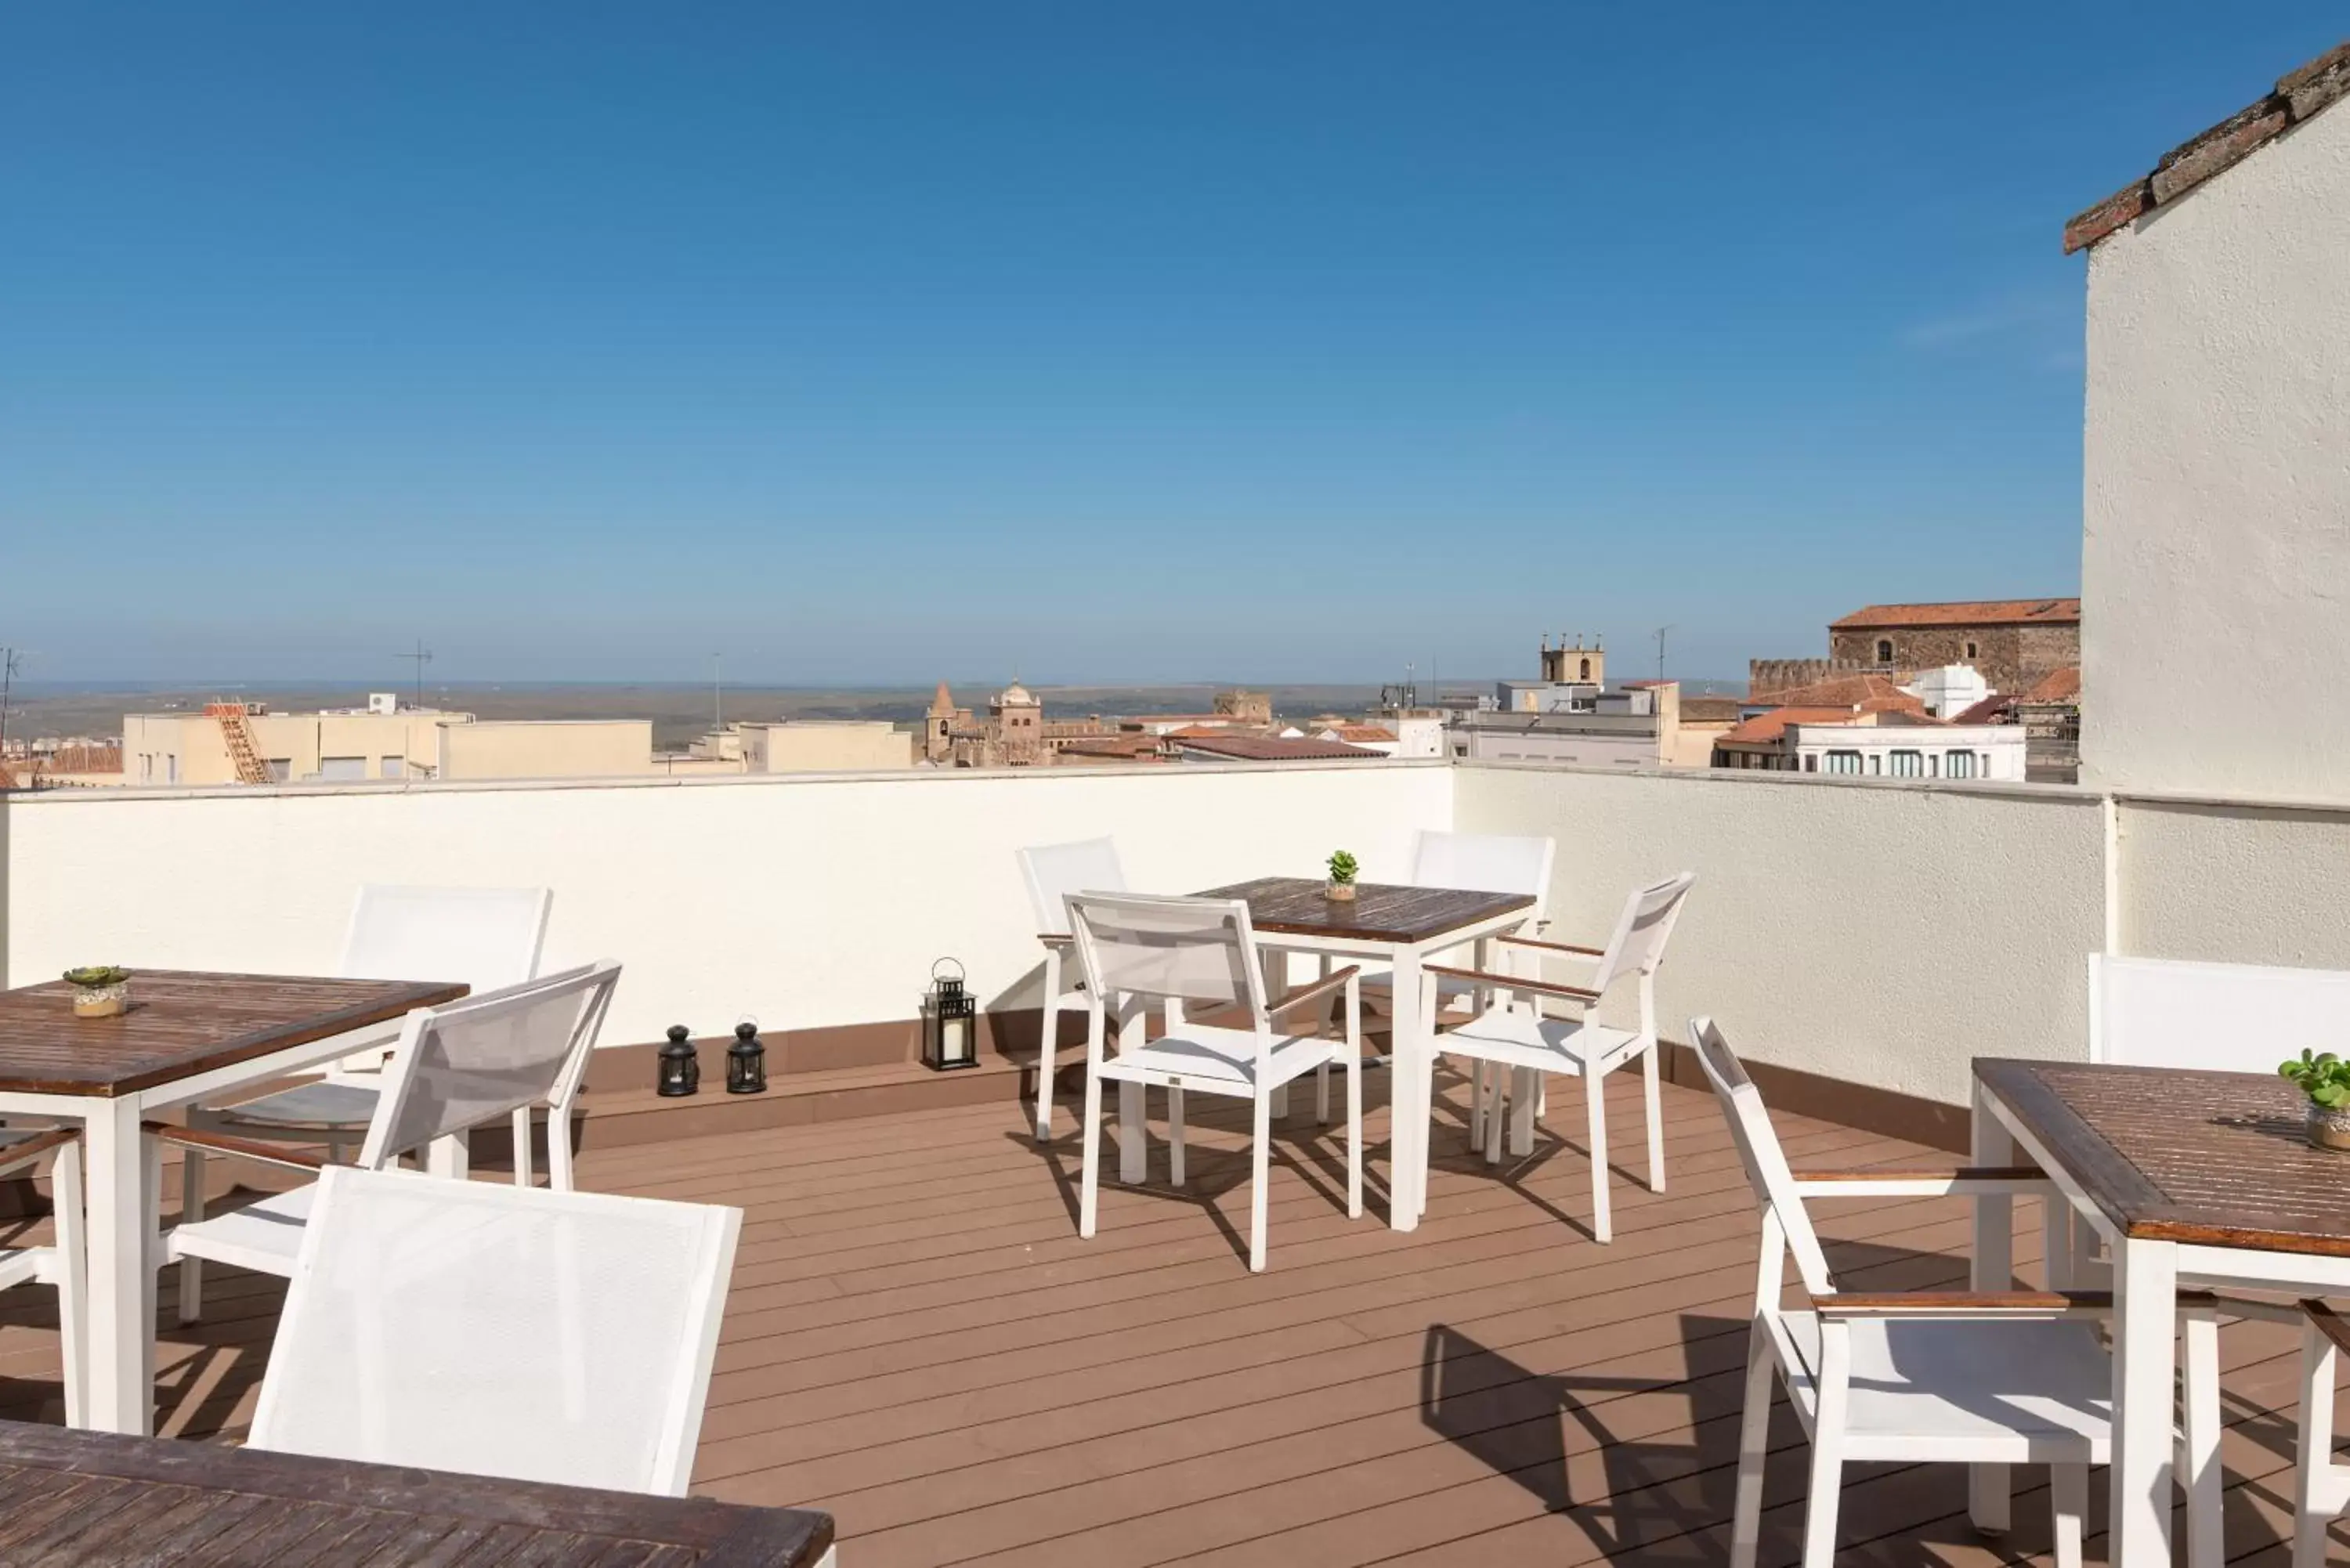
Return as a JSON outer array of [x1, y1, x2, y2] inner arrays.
[[2280, 1048, 2350, 1109], [63, 966, 128, 988], [1326, 850, 1360, 886]]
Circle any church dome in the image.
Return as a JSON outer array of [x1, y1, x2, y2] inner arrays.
[[997, 681, 1036, 706]]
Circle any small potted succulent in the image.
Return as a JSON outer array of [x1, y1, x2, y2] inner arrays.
[[2280, 1049, 2350, 1152], [63, 965, 131, 1020], [1325, 850, 1360, 902]]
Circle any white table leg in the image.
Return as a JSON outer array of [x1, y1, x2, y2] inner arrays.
[[1116, 1003, 1147, 1184], [81, 1097, 151, 1435], [1969, 1081, 2013, 1534], [2111, 1237, 2178, 1568], [1388, 949, 1427, 1230]]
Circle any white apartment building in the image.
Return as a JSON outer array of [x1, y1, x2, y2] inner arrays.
[[1784, 719, 2026, 781]]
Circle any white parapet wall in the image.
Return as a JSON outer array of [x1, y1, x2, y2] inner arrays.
[[11, 758, 2350, 1107], [1, 761, 1455, 1048], [1455, 762, 2109, 1107]]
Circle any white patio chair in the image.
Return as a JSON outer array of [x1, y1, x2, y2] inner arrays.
[[154, 960, 618, 1326], [1068, 891, 1362, 1272], [1016, 837, 1128, 1143], [0, 1129, 86, 1428], [1692, 1018, 2223, 1568], [177, 884, 552, 1320], [248, 1163, 740, 1498], [2295, 1299, 2350, 1568], [1419, 871, 1694, 1242]]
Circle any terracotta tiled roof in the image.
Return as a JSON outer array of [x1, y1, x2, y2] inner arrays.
[[1748, 672, 1929, 717], [1055, 736, 1164, 762], [2024, 666, 2081, 703], [1948, 694, 2018, 726], [1830, 599, 2080, 630], [1171, 735, 1380, 762], [2064, 42, 2350, 253], [1321, 724, 1397, 743], [1719, 708, 1860, 746]]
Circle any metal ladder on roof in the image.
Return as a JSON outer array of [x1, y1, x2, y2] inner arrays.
[[205, 703, 272, 785]]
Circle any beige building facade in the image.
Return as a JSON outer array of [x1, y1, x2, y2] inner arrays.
[[739, 721, 914, 773]]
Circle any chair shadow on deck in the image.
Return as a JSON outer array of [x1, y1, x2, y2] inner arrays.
[[1007, 1065, 1395, 1269], [1418, 1233, 2037, 1564]]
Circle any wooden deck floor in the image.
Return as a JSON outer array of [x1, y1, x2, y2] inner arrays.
[[0, 1068, 2341, 1564]]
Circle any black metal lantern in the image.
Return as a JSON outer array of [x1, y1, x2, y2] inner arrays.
[[727, 1018, 768, 1095], [921, 958, 978, 1071], [658, 1024, 700, 1097]]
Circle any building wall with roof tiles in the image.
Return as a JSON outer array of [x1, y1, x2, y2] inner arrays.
[[1824, 623, 2077, 692], [2081, 95, 2350, 798]]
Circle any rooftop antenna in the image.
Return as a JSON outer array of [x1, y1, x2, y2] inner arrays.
[[0, 647, 19, 759], [1654, 625, 1675, 687], [396, 640, 432, 710]]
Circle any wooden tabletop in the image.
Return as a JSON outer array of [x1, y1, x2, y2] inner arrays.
[[0, 972, 468, 1097], [1195, 878, 1535, 946], [1976, 1058, 2350, 1257], [0, 1418, 832, 1566]]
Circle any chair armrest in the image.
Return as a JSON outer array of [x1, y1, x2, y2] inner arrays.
[[1499, 936, 1605, 960], [1791, 1166, 2052, 1198], [1268, 965, 1362, 1019], [1423, 965, 1600, 1003], [2307, 1299, 2350, 1357], [145, 1122, 327, 1174], [1816, 1288, 2220, 1320], [0, 1127, 79, 1179]]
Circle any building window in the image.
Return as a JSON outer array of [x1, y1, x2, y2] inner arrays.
[[266, 759, 291, 782], [1802, 753, 1817, 772], [1964, 641, 1979, 659], [1875, 639, 1894, 663], [166, 756, 179, 786], [320, 756, 368, 782], [1867, 753, 1882, 775], [1824, 750, 1862, 775], [139, 753, 153, 783], [381, 757, 404, 778], [1889, 750, 1924, 778], [1578, 658, 1591, 680], [1946, 750, 1976, 779]]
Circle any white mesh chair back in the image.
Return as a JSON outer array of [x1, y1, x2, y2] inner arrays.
[[357, 961, 619, 1171], [250, 1165, 741, 1497], [340, 885, 552, 991], [1017, 838, 1128, 934], [2091, 953, 2350, 1071], [1409, 831, 1556, 917], [1592, 872, 1697, 993], [1690, 1018, 1835, 1296], [1067, 893, 1267, 1019]]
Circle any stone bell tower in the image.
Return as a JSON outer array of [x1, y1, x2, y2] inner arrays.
[[1538, 634, 1604, 686]]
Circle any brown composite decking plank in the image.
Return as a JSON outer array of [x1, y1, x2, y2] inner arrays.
[[746, 1204, 2013, 1549], [0, 1074, 2317, 1567], [822, 1212, 2018, 1567], [114, 1489, 277, 1565]]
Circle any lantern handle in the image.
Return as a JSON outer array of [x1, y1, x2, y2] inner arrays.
[[931, 956, 966, 985]]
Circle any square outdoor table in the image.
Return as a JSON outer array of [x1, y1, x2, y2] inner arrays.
[[0, 1418, 835, 1565], [0, 971, 467, 1436], [1972, 1058, 2350, 1568], [1193, 879, 1538, 1230]]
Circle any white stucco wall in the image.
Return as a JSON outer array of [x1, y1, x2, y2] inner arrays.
[[1, 761, 1452, 1047], [1455, 763, 2108, 1106], [2116, 795, 2350, 970], [2081, 101, 2350, 799]]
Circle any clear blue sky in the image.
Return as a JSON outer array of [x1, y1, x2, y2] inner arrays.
[[3, 4, 2341, 687]]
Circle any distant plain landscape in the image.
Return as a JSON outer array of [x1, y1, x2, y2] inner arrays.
[[5, 681, 1407, 751]]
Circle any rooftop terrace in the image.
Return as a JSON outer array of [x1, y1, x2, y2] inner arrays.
[[0, 1061, 2332, 1564]]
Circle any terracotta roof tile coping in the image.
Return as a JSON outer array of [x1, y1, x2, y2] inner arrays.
[[1829, 598, 2081, 629], [2064, 41, 2350, 253], [1170, 735, 1381, 761]]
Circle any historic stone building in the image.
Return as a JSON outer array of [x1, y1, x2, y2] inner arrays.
[[1825, 599, 2079, 693], [1753, 599, 2080, 700], [922, 681, 1116, 768]]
